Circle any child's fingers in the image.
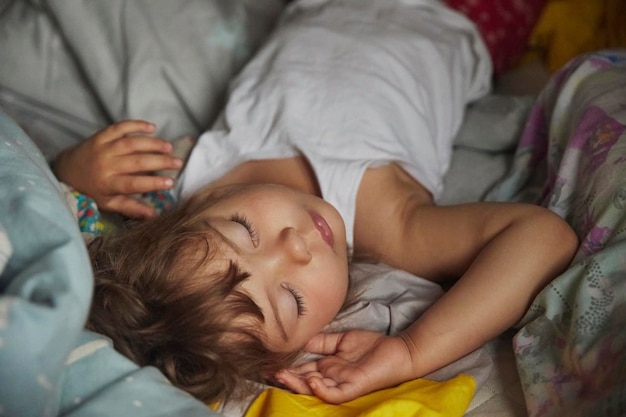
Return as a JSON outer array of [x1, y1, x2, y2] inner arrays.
[[284, 358, 363, 403], [304, 333, 345, 355], [285, 361, 320, 376], [107, 174, 174, 196], [274, 370, 315, 395], [103, 195, 156, 219], [307, 376, 357, 405], [114, 153, 183, 174], [95, 120, 156, 144], [315, 356, 360, 383], [109, 135, 173, 155]]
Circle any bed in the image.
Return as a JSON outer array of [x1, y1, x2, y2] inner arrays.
[[1, 1, 625, 417]]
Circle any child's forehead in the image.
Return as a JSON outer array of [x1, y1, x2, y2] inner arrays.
[[199, 218, 241, 256], [196, 228, 262, 303], [179, 221, 232, 269]]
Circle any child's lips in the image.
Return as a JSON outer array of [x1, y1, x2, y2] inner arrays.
[[308, 210, 335, 248]]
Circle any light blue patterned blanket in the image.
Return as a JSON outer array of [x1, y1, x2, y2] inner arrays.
[[0, 110, 221, 417], [486, 50, 626, 417]]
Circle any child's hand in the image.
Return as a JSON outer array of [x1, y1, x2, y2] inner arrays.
[[275, 330, 415, 404], [53, 120, 183, 218]]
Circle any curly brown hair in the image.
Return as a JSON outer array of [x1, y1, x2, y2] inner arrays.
[[86, 189, 302, 405]]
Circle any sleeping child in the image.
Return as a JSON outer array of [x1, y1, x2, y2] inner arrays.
[[52, 0, 578, 405]]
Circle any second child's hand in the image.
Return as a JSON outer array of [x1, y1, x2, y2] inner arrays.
[[53, 120, 183, 218]]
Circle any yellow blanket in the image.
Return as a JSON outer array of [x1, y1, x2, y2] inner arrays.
[[245, 374, 476, 417]]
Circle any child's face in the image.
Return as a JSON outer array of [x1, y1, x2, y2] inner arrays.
[[203, 184, 350, 352]]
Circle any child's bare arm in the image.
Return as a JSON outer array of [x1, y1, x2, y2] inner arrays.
[[53, 120, 183, 218], [279, 168, 578, 403], [380, 203, 578, 393]]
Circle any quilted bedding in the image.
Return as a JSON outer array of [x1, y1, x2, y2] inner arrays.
[[486, 50, 626, 417]]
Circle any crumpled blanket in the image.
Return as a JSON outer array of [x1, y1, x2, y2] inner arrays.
[[486, 49, 626, 417]]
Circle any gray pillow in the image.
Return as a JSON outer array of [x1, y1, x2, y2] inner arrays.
[[0, 0, 286, 160], [454, 94, 535, 152]]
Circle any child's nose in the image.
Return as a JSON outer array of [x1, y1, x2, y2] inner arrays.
[[279, 227, 312, 265]]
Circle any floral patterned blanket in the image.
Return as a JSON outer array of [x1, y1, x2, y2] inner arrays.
[[486, 50, 626, 417]]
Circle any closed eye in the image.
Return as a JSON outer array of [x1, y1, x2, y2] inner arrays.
[[231, 213, 259, 246], [285, 285, 307, 317]]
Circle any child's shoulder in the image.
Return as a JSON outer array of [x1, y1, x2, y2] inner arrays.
[[352, 163, 432, 259]]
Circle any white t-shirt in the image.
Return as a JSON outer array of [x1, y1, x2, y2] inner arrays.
[[177, 0, 492, 247]]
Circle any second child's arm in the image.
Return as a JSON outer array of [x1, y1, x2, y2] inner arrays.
[[53, 120, 183, 218]]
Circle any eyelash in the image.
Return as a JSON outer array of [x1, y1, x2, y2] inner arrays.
[[231, 213, 259, 246], [286, 285, 307, 317]]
